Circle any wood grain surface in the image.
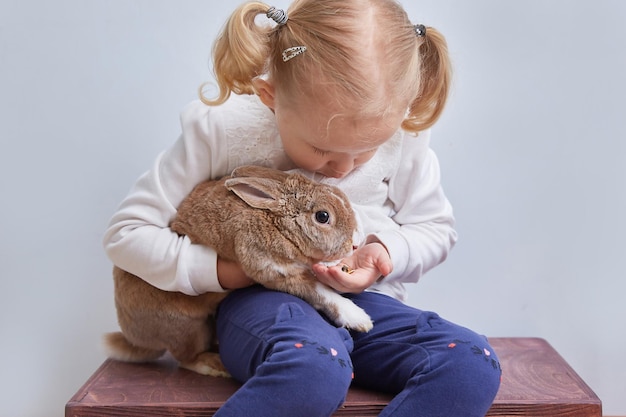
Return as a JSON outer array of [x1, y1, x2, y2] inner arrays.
[[66, 337, 601, 417]]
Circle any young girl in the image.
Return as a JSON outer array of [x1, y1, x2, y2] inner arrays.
[[103, 1, 501, 416]]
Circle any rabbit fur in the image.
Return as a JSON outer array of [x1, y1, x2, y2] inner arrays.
[[104, 165, 373, 376]]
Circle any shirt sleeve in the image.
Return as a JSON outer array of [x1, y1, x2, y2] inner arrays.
[[369, 129, 458, 286], [102, 101, 230, 295]]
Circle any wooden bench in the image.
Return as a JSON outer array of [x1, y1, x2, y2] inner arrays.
[[66, 337, 601, 417]]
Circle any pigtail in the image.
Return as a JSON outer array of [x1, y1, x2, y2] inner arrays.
[[199, 2, 272, 106], [402, 27, 452, 134]]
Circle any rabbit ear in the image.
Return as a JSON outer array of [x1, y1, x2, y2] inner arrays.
[[224, 177, 282, 210]]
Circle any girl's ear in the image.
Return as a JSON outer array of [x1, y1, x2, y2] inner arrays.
[[252, 78, 276, 110]]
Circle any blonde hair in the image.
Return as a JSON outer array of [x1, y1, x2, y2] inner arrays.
[[200, 0, 452, 134]]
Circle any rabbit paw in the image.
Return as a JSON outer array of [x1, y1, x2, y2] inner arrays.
[[334, 299, 374, 332], [180, 352, 231, 377], [312, 283, 374, 332]]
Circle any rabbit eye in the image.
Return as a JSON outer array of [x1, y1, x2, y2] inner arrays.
[[314, 210, 331, 224]]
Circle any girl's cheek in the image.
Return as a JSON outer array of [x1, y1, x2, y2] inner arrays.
[[298, 155, 326, 171]]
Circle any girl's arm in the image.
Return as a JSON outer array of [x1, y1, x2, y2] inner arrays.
[[376, 130, 457, 284], [103, 101, 234, 295]]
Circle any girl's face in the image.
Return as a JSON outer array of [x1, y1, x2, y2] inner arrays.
[[275, 96, 403, 179]]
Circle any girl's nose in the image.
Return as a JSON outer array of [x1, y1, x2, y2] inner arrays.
[[328, 156, 355, 178]]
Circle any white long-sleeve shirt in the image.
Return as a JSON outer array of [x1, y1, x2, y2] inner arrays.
[[103, 94, 457, 302]]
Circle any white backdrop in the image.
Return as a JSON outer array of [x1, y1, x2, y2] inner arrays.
[[1, 1, 624, 416]]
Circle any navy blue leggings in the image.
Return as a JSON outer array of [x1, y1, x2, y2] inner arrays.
[[215, 286, 501, 417]]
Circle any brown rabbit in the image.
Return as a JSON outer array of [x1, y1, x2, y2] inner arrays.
[[104, 165, 373, 376]]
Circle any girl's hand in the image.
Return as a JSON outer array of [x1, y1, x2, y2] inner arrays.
[[217, 257, 254, 290], [311, 242, 393, 294]]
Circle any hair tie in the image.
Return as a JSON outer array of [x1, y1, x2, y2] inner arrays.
[[267, 6, 288, 25], [414, 24, 427, 37]]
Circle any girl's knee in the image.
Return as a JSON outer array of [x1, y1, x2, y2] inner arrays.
[[281, 337, 354, 385], [258, 335, 353, 414], [269, 310, 355, 385], [440, 335, 502, 407], [268, 303, 354, 401], [220, 297, 354, 413]]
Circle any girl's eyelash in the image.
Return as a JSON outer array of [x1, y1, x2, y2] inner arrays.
[[312, 147, 330, 156]]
